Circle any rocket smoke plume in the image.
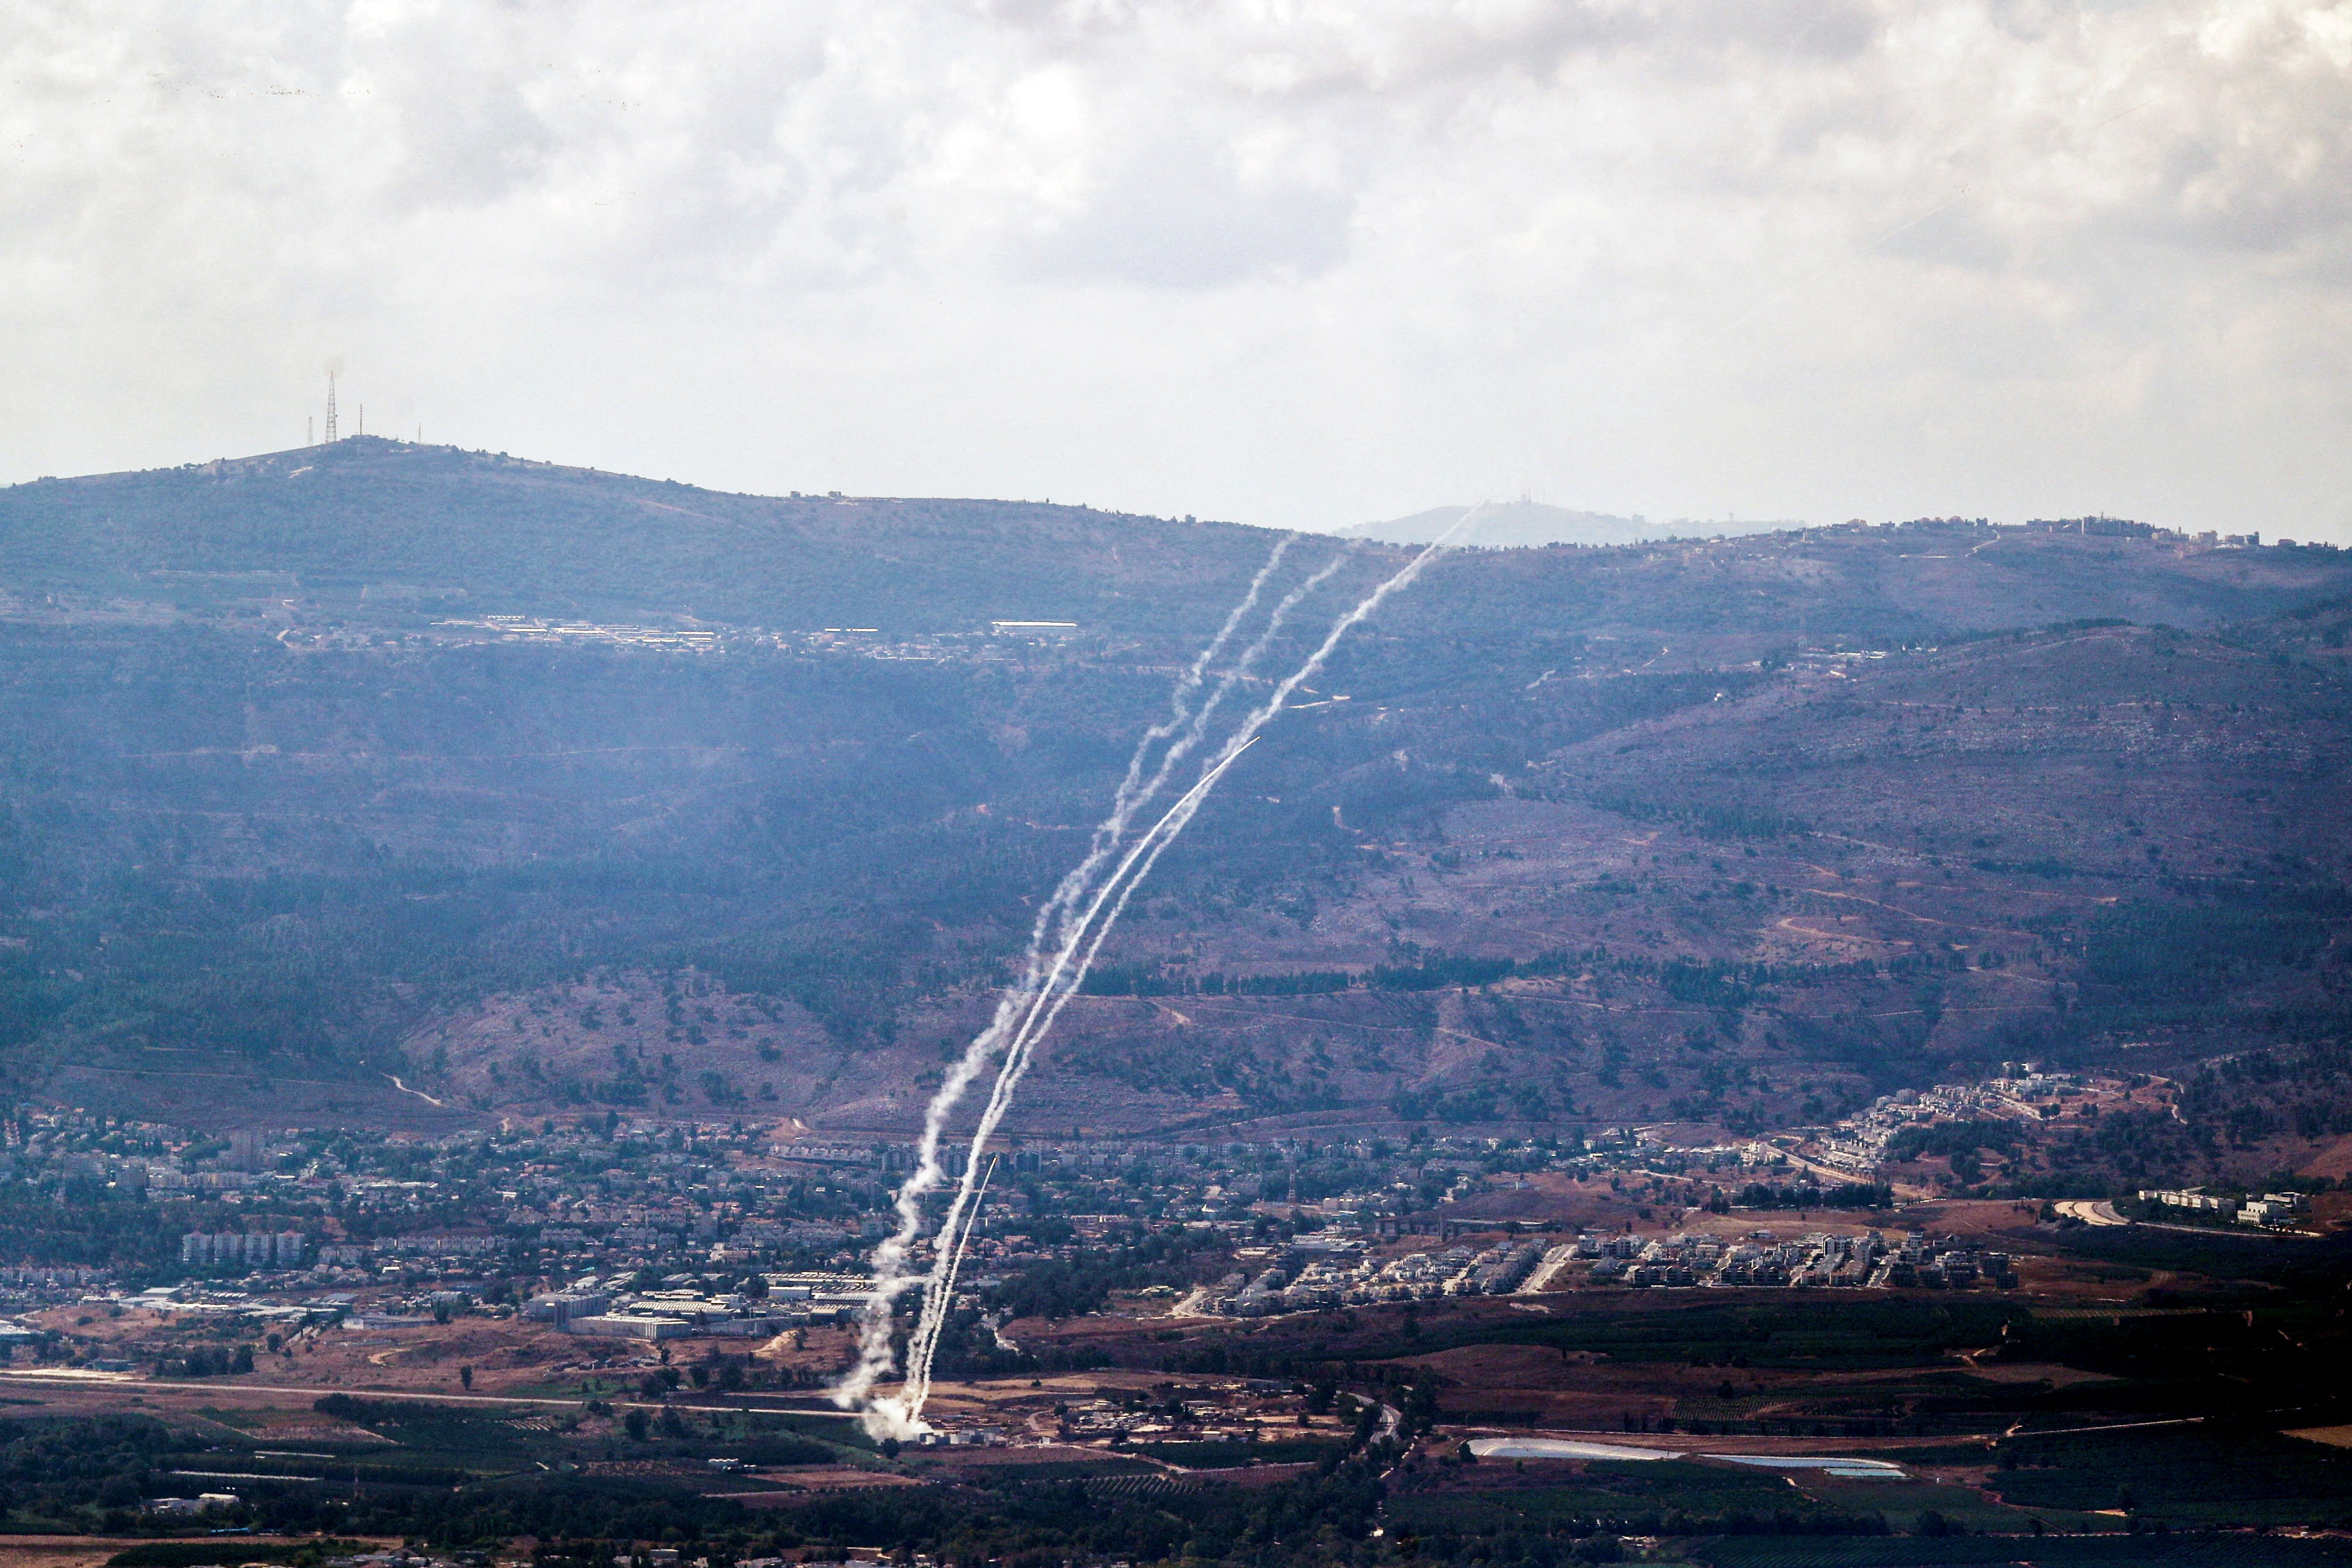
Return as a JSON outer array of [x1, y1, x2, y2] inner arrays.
[[883, 546, 1379, 1425], [830, 534, 1299, 1421], [930, 1153, 996, 1326], [839, 508, 1484, 1437], [872, 553, 1365, 1425], [887, 509, 1487, 1427], [886, 743, 1262, 1424], [884, 547, 1364, 1408]]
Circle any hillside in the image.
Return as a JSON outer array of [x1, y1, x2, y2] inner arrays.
[[3, 444, 2350, 1184], [0, 436, 1317, 634]]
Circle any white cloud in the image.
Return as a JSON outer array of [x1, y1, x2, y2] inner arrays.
[[2, 0, 2348, 538]]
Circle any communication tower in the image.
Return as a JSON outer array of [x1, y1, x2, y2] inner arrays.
[[325, 367, 339, 442]]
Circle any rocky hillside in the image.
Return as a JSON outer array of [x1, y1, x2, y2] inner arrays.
[[4, 447, 2348, 1173]]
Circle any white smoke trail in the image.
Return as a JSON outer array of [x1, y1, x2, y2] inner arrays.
[[887, 740, 1265, 1425], [1095, 533, 1298, 852], [1010, 535, 1344, 1002], [831, 533, 1298, 1416], [929, 1153, 995, 1328], [888, 508, 1488, 1427], [1147, 544, 1359, 792], [1018, 531, 1303, 1060], [890, 543, 1364, 1402], [971, 510, 1485, 1155]]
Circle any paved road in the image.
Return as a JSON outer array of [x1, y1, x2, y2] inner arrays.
[[1517, 1244, 1576, 1294]]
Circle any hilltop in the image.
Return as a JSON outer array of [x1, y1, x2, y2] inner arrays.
[[0, 435, 1316, 635], [2, 442, 2350, 1188]]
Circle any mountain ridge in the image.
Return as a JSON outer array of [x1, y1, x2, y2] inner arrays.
[[0, 435, 1340, 636], [2, 440, 2349, 1188]]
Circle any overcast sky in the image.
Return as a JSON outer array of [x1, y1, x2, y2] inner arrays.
[[6, 0, 2348, 537]]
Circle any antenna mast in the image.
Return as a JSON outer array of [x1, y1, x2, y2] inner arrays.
[[325, 370, 339, 442]]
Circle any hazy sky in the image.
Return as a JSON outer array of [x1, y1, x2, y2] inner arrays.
[[6, 0, 2349, 537]]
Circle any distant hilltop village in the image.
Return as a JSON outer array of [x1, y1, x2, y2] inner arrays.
[[2020, 515, 2284, 548], [1340, 502, 2333, 553]]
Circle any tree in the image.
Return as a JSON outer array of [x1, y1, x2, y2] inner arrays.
[[624, 1409, 649, 1441], [459, 1365, 473, 1390]]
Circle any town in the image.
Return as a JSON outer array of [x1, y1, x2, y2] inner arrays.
[[0, 1054, 2317, 1360]]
